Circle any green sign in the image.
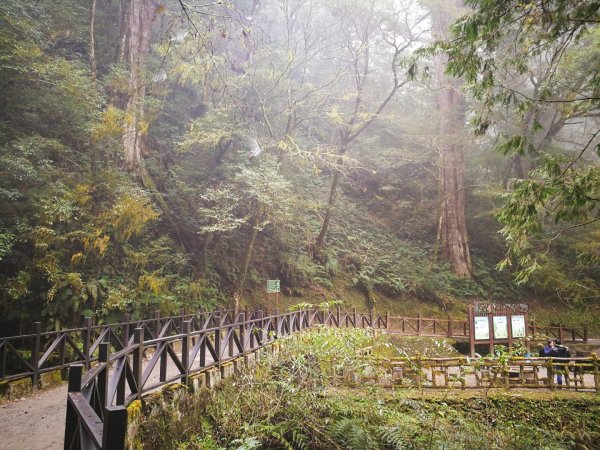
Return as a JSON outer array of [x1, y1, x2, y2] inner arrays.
[[266, 279, 280, 293]]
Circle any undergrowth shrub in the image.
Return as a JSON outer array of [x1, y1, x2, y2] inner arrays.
[[136, 329, 600, 450]]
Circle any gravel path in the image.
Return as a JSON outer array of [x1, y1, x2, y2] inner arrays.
[[0, 384, 66, 450]]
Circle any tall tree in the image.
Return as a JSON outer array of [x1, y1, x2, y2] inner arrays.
[[431, 1, 472, 277], [439, 0, 599, 288], [122, 0, 155, 172]]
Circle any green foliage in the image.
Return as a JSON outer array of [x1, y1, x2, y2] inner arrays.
[[495, 154, 600, 301], [137, 329, 600, 449], [432, 0, 600, 302], [1, 0, 598, 331]]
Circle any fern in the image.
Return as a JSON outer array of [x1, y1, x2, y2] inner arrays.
[[330, 418, 379, 450], [290, 429, 310, 450], [378, 426, 406, 450]]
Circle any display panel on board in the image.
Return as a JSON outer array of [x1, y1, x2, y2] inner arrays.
[[493, 316, 508, 339], [474, 316, 490, 340], [511, 315, 526, 338]]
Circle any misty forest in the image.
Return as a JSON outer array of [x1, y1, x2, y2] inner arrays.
[[1, 0, 600, 449]]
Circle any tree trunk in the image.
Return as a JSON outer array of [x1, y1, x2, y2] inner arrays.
[[433, 4, 472, 278], [232, 213, 262, 310], [314, 159, 343, 256], [116, 0, 130, 64], [89, 0, 97, 80], [122, 0, 153, 172]]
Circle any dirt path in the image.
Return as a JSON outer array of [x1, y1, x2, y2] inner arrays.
[[0, 384, 66, 450], [0, 348, 209, 450]]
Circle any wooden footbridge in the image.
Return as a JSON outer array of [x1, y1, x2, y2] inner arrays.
[[0, 307, 594, 450]]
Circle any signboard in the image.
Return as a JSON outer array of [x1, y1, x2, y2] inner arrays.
[[474, 302, 528, 314], [493, 316, 508, 339], [511, 315, 526, 338], [266, 279, 280, 293], [474, 316, 490, 340]]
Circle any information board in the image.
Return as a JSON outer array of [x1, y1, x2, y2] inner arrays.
[[493, 316, 508, 339], [474, 316, 490, 340], [511, 315, 526, 338], [266, 279, 280, 293]]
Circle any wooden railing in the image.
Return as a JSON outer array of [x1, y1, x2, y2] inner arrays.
[[387, 314, 469, 337], [530, 320, 589, 343], [0, 309, 589, 389], [0, 306, 592, 450], [62, 308, 387, 450], [375, 355, 600, 391], [386, 314, 589, 344], [0, 308, 254, 386]]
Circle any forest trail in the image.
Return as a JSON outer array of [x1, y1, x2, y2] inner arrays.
[[0, 384, 66, 450], [0, 348, 199, 450]]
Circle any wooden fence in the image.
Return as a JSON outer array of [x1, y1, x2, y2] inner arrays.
[[0, 309, 589, 389], [386, 314, 589, 343], [386, 314, 469, 337], [0, 307, 592, 450], [375, 355, 600, 391], [62, 308, 386, 450]]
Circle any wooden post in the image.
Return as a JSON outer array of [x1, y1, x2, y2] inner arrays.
[[64, 364, 83, 450], [83, 317, 92, 370], [117, 355, 126, 405], [386, 312, 390, 331], [584, 326, 589, 343], [199, 329, 206, 368], [353, 308, 357, 328], [447, 315, 453, 338], [592, 353, 599, 393], [417, 314, 422, 336], [182, 320, 190, 385], [228, 323, 234, 358], [249, 315, 256, 350], [32, 322, 41, 389], [548, 359, 555, 390], [180, 307, 186, 333], [154, 310, 161, 338], [98, 343, 109, 409], [524, 311, 531, 353], [123, 314, 130, 347], [239, 312, 247, 353], [132, 327, 144, 401], [214, 315, 222, 364], [159, 343, 167, 382], [559, 324, 564, 344], [507, 313, 513, 352], [102, 406, 127, 450], [468, 305, 475, 358], [488, 314, 495, 355], [274, 309, 280, 338]]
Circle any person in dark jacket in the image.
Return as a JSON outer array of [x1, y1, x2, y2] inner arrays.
[[539, 339, 554, 357], [539, 339, 570, 385], [552, 339, 571, 385]]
